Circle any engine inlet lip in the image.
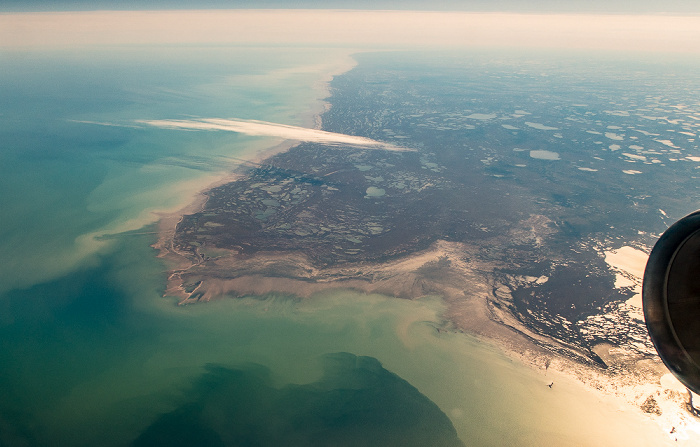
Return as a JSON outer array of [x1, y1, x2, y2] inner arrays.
[[643, 210, 700, 395]]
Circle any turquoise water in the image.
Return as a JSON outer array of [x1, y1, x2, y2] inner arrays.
[[0, 232, 674, 446], [0, 46, 338, 294], [0, 46, 678, 446]]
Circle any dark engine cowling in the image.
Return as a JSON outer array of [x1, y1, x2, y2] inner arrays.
[[643, 210, 700, 395]]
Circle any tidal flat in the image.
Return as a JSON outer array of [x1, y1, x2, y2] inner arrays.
[[0, 232, 677, 446], [3, 45, 700, 445]]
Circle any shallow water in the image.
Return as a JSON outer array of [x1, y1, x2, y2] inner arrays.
[[0, 232, 676, 446], [0, 46, 346, 294], [0, 46, 682, 446]]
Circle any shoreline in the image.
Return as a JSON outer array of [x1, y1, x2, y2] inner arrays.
[[159, 227, 699, 442], [152, 50, 359, 274], [161, 239, 700, 443], [151, 50, 700, 444]]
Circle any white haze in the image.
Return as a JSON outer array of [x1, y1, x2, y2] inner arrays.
[[138, 118, 413, 151], [2, 10, 700, 54]]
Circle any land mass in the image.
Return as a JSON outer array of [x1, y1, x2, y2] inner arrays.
[[159, 139, 605, 365], [156, 51, 700, 432]]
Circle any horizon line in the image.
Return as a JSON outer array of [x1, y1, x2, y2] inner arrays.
[[3, 10, 700, 55]]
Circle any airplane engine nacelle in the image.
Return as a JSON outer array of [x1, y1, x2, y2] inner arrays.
[[644, 210, 700, 395]]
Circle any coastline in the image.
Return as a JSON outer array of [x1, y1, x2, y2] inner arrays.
[[151, 51, 700, 444], [161, 239, 700, 442], [159, 231, 699, 443], [152, 50, 358, 275]]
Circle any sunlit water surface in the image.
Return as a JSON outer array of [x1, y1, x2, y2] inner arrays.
[[0, 46, 679, 446]]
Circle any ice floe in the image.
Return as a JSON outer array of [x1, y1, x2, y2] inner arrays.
[[529, 150, 560, 160], [467, 113, 497, 120], [525, 122, 558, 130], [605, 132, 624, 141], [655, 139, 679, 149]]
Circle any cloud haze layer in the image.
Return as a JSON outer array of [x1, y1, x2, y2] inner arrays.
[[2, 10, 700, 54], [138, 118, 412, 151], [3, 0, 700, 14]]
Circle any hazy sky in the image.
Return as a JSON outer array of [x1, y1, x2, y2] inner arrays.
[[2, 0, 700, 13], [2, 9, 700, 55]]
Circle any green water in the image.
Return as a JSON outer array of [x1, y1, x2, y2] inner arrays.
[[0, 232, 674, 446], [0, 46, 678, 446], [0, 45, 338, 294]]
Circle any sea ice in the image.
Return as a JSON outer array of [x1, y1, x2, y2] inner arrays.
[[529, 150, 560, 160], [655, 139, 679, 148], [623, 153, 646, 161], [467, 113, 497, 120], [525, 122, 558, 130]]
